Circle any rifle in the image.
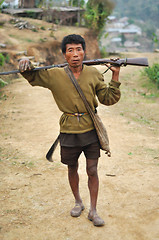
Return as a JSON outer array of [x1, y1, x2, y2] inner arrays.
[[0, 57, 148, 75]]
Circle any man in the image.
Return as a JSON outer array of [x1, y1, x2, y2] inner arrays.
[[19, 34, 121, 226]]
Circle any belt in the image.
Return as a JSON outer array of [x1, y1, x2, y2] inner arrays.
[[64, 112, 88, 121]]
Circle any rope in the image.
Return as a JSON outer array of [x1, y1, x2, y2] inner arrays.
[[102, 65, 114, 75]]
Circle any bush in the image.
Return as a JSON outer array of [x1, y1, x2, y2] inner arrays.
[[32, 28, 38, 32], [40, 26, 45, 30], [143, 63, 159, 89], [5, 54, 10, 63], [0, 53, 5, 66], [0, 78, 8, 88]]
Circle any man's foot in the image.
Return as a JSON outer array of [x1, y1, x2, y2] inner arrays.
[[88, 212, 105, 226], [70, 203, 85, 217]]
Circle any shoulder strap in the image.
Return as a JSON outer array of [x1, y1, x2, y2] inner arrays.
[[64, 66, 111, 156], [64, 66, 95, 119]]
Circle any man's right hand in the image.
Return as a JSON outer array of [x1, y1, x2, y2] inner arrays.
[[19, 58, 33, 72]]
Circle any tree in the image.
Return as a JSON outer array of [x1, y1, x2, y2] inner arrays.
[[69, 0, 85, 8], [121, 33, 126, 46], [0, 0, 5, 7], [84, 0, 115, 33], [37, 0, 69, 8]]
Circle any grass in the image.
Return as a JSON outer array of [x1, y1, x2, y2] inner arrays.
[[25, 38, 34, 43], [0, 145, 35, 168], [0, 93, 8, 100], [116, 69, 159, 131], [133, 115, 151, 125], [5, 209, 18, 214], [8, 34, 35, 43], [22, 161, 34, 168], [10, 159, 35, 168], [9, 34, 17, 38], [12, 160, 35, 168]]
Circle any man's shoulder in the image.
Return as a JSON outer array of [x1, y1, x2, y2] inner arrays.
[[46, 66, 66, 77], [48, 67, 65, 72], [84, 64, 101, 74]]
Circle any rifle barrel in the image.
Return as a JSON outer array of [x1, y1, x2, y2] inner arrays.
[[0, 58, 149, 76]]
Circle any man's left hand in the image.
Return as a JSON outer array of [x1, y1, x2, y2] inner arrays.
[[104, 58, 120, 81]]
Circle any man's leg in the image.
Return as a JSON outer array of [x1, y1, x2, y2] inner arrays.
[[86, 158, 105, 226], [68, 163, 84, 217]]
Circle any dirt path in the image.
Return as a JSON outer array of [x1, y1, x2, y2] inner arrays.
[[0, 55, 159, 240]]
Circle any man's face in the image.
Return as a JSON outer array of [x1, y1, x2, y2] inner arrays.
[[63, 43, 85, 68]]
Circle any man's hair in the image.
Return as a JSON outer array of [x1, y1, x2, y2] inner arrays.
[[61, 34, 86, 53]]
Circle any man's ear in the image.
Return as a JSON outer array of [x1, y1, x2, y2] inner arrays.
[[63, 53, 66, 60], [84, 51, 86, 60]]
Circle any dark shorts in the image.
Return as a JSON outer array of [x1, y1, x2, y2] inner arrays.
[[61, 142, 100, 166]]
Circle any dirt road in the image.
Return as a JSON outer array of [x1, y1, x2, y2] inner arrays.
[[0, 53, 159, 240]]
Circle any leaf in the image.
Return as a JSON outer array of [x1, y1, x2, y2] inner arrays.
[[128, 152, 133, 155]]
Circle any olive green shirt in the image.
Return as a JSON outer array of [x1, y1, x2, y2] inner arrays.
[[21, 65, 121, 133]]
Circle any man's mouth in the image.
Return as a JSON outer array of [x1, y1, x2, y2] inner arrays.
[[72, 59, 79, 63]]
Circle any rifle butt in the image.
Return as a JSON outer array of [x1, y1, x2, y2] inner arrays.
[[125, 58, 149, 67]]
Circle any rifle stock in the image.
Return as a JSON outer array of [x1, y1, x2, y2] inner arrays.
[[83, 57, 149, 67], [0, 57, 148, 75]]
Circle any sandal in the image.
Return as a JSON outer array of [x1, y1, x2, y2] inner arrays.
[[70, 204, 85, 217], [88, 212, 105, 226]]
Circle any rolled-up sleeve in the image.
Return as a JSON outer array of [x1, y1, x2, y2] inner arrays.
[[96, 79, 121, 106]]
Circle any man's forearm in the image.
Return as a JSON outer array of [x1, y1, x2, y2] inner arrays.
[[112, 71, 120, 82]]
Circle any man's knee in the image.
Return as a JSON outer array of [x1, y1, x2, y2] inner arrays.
[[86, 162, 98, 177], [68, 163, 78, 175]]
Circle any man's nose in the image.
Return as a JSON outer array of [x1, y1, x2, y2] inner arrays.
[[73, 50, 78, 56]]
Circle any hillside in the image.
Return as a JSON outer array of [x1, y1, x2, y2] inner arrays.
[[0, 13, 159, 240], [113, 0, 159, 28], [0, 13, 101, 70]]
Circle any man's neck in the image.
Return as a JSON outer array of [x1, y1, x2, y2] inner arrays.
[[69, 64, 83, 73], [69, 65, 83, 79]]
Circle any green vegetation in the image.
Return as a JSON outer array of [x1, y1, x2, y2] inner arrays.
[[26, 10, 37, 19], [40, 26, 46, 30], [25, 39, 34, 42], [0, 53, 10, 89], [68, 0, 85, 8], [0, 53, 5, 66], [143, 63, 159, 89], [84, 0, 114, 33], [0, 79, 8, 88], [0, 93, 8, 100], [116, 67, 159, 132], [32, 28, 38, 32], [100, 46, 108, 58], [0, 0, 5, 7], [0, 145, 35, 168]]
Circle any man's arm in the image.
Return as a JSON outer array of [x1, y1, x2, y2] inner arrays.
[[110, 65, 120, 82], [96, 64, 121, 106]]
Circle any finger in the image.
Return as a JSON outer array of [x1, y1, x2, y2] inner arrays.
[[19, 61, 25, 72], [110, 57, 119, 61], [28, 62, 31, 69], [24, 61, 29, 71]]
